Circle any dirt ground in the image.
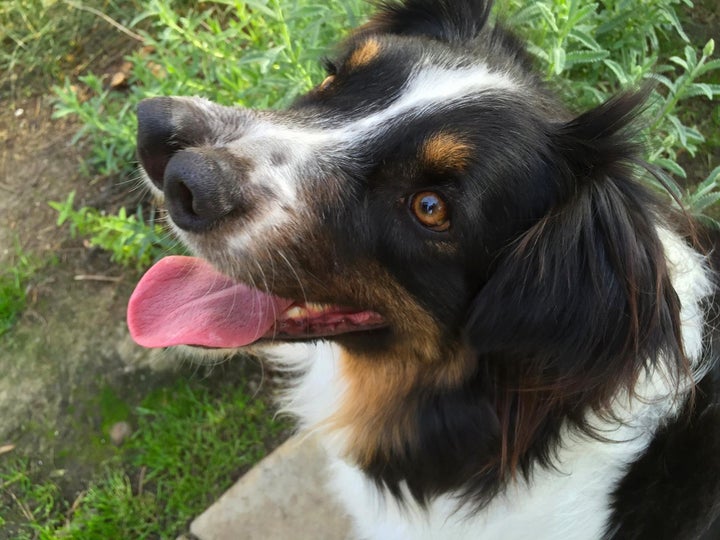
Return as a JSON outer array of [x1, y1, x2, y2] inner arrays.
[[0, 94, 157, 468], [0, 13, 290, 526]]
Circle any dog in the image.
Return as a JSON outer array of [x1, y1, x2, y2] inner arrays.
[[127, 0, 720, 537]]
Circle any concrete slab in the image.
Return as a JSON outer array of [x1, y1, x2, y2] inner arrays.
[[190, 434, 354, 540]]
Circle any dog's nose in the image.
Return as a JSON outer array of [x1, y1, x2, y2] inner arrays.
[[137, 97, 250, 232], [163, 149, 244, 232]]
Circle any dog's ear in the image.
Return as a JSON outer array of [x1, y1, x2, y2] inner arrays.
[[364, 0, 494, 43], [465, 90, 685, 402]]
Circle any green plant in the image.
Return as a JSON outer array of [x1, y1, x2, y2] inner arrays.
[[0, 458, 66, 540], [0, 242, 37, 337], [49, 191, 181, 270], [0, 0, 142, 100], [649, 39, 720, 167], [502, 0, 720, 221]]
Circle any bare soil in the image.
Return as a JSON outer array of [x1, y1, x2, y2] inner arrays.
[[0, 94, 161, 464], [0, 94, 274, 504]]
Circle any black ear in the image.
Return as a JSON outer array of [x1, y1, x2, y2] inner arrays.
[[465, 90, 685, 402], [366, 0, 494, 43]]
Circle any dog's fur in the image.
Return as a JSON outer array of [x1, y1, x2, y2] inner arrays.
[[132, 1, 720, 538]]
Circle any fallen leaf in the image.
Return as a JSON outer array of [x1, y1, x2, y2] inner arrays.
[[0, 444, 16, 455]]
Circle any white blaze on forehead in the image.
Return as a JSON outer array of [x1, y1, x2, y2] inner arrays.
[[229, 63, 519, 154], [245, 64, 518, 147], [332, 65, 518, 143]]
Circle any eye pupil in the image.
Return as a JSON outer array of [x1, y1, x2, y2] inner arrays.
[[421, 195, 439, 215]]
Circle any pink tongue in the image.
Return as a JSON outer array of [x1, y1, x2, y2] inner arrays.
[[127, 256, 293, 348]]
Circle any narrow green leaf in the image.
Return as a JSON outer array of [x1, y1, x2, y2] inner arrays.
[[534, 3, 559, 32], [652, 158, 687, 179], [242, 0, 278, 19], [648, 73, 675, 92], [688, 192, 720, 213], [565, 50, 609, 67], [703, 39, 715, 58], [507, 4, 543, 26], [696, 59, 720, 77], [668, 56, 688, 70], [666, 115, 687, 147], [525, 42, 549, 62], [569, 4, 597, 27], [568, 28, 603, 51], [662, 8, 690, 42], [679, 84, 720, 100], [552, 47, 566, 75], [706, 166, 720, 185], [603, 59, 630, 85]]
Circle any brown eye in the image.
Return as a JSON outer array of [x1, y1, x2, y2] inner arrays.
[[409, 191, 450, 231], [319, 74, 336, 91]]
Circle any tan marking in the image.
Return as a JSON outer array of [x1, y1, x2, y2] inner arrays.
[[422, 133, 472, 171], [330, 343, 476, 467], [302, 262, 477, 467], [348, 39, 381, 69]]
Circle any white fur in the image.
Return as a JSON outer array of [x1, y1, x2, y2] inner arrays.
[[330, 65, 517, 144], [260, 228, 712, 540]]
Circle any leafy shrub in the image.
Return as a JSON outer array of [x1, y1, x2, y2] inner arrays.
[[52, 0, 720, 262], [502, 0, 720, 222], [49, 191, 181, 270]]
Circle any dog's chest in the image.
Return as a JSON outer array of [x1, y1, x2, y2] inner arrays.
[[326, 430, 649, 540], [269, 342, 655, 540]]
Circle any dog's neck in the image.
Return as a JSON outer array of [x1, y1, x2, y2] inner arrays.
[[264, 225, 712, 508]]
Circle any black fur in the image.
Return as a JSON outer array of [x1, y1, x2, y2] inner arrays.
[[368, 0, 493, 43]]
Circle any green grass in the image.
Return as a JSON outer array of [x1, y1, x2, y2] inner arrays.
[[1, 378, 288, 539], [0, 0, 142, 101], [0, 244, 39, 337], [49, 192, 182, 271]]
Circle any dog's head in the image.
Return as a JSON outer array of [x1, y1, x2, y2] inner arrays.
[[129, 0, 688, 503]]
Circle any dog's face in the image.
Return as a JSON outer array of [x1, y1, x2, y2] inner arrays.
[[131, 1, 564, 364], [129, 0, 686, 503]]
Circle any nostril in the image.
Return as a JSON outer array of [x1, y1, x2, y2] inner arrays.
[[166, 178, 196, 219], [163, 150, 243, 233], [136, 97, 182, 189]]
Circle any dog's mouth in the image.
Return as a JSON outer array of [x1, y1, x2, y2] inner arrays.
[[127, 256, 386, 349]]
